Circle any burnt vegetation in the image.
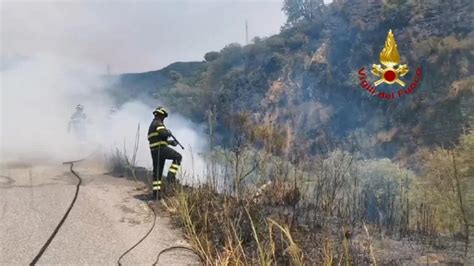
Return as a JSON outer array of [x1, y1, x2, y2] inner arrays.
[[109, 0, 474, 264]]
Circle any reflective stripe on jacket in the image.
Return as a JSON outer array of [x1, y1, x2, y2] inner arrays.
[[148, 118, 171, 149]]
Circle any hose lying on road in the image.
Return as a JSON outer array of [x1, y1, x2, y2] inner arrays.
[[116, 201, 157, 266], [29, 159, 84, 265], [0, 174, 15, 186], [27, 156, 201, 265], [152, 244, 201, 265], [117, 198, 204, 265]]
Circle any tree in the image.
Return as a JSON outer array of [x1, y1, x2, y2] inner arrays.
[[417, 132, 474, 242], [168, 70, 182, 81], [204, 51, 221, 62], [282, 0, 325, 26]]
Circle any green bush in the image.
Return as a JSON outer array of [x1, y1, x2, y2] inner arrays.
[[204, 51, 220, 62]]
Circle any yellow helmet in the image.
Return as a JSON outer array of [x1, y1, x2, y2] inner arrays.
[[153, 106, 168, 117]]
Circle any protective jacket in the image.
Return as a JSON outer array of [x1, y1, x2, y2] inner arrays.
[[148, 118, 171, 150], [148, 117, 182, 200], [68, 110, 87, 139]]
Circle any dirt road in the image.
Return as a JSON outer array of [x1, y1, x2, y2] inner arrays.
[[0, 161, 198, 265]]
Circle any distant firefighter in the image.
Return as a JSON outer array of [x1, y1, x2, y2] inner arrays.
[[68, 104, 87, 140], [110, 107, 117, 115], [148, 106, 182, 200], [107, 107, 118, 120]]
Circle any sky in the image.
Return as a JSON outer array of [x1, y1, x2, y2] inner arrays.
[[1, 0, 291, 74], [0, 0, 332, 169]]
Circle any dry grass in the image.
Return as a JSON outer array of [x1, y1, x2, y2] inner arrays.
[[321, 238, 334, 266], [156, 131, 474, 264], [160, 180, 377, 265], [163, 184, 308, 265]]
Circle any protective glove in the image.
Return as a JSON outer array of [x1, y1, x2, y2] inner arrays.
[[167, 139, 178, 146]]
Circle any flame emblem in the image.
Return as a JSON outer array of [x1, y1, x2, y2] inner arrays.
[[371, 30, 409, 86]]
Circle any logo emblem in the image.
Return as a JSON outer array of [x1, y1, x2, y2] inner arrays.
[[371, 30, 409, 87], [357, 29, 422, 100]]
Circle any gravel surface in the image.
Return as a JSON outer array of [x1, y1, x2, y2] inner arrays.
[[0, 162, 199, 265]]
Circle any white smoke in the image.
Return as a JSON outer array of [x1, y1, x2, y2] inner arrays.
[[0, 55, 206, 181]]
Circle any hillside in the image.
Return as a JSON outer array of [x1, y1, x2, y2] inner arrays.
[[108, 0, 473, 162], [104, 1, 474, 263]]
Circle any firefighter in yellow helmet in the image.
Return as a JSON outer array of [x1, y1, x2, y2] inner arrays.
[[148, 106, 182, 200]]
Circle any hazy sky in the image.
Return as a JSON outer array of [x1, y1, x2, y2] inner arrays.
[[1, 0, 290, 74]]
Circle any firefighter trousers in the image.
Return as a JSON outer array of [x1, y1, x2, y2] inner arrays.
[[150, 146, 182, 199]]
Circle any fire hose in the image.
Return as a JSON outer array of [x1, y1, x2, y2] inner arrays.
[[28, 158, 202, 265], [116, 200, 203, 266], [29, 159, 84, 265]]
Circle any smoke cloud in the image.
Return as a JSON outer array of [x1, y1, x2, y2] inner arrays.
[[0, 55, 206, 181]]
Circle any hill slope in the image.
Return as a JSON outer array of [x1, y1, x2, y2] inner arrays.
[[108, 0, 474, 161]]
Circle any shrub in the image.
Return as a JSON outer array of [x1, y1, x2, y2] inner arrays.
[[204, 51, 221, 62], [168, 70, 182, 81]]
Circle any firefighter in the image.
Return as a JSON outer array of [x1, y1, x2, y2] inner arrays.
[[68, 104, 87, 140], [148, 106, 182, 200], [107, 107, 118, 119]]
